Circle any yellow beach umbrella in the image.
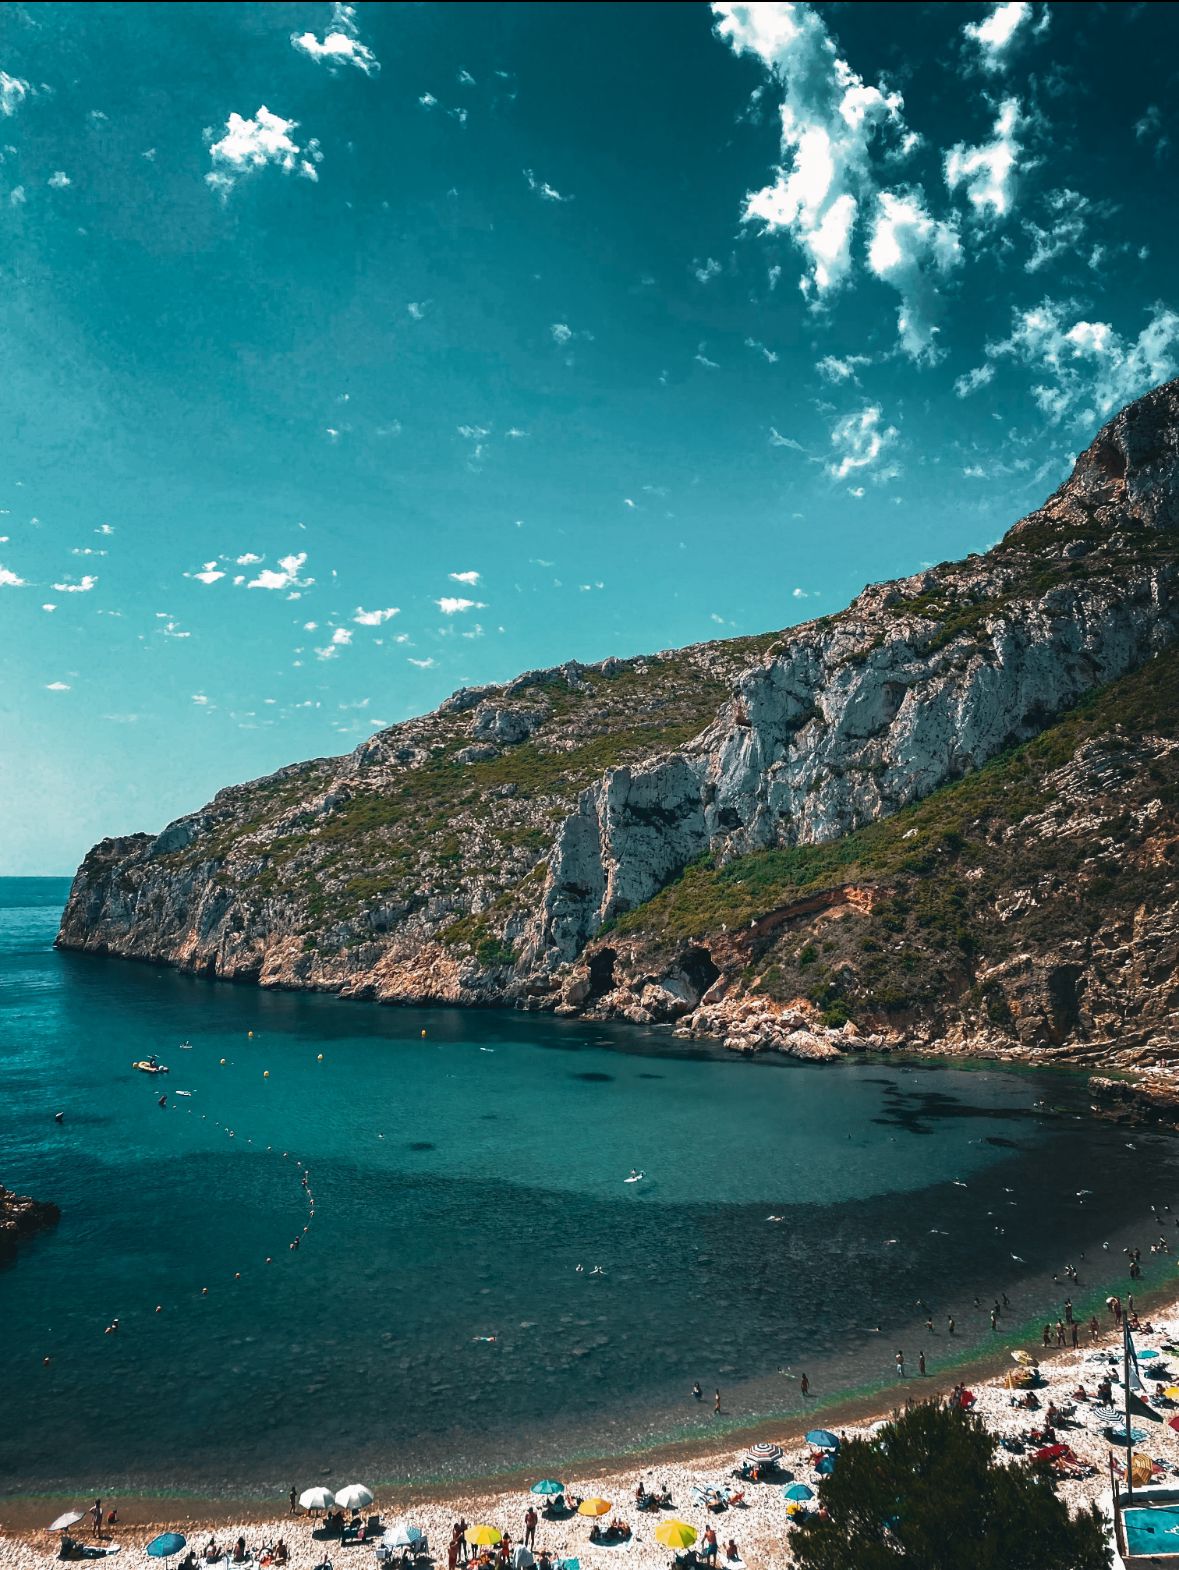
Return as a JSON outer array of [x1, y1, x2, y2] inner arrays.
[[655, 1521, 697, 1550], [578, 1499, 612, 1518], [1131, 1453, 1155, 1487], [467, 1527, 501, 1548], [1166, 1385, 1179, 1400]]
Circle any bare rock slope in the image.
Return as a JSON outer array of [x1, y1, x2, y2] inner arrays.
[[59, 381, 1179, 1065]]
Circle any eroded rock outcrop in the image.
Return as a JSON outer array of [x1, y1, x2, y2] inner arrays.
[[0, 1186, 60, 1265]]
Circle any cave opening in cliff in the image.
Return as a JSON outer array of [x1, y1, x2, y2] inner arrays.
[[680, 945, 720, 999], [586, 947, 617, 1001]]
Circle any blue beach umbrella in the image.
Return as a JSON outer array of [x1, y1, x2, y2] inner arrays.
[[147, 1534, 187, 1567], [783, 1484, 813, 1502], [815, 1455, 837, 1476], [531, 1480, 564, 1496], [806, 1429, 840, 1449]]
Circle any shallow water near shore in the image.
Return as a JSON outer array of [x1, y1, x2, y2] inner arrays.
[[4, 876, 1179, 1503]]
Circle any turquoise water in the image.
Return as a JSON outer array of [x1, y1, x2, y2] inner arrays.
[[1124, 1503, 1179, 1556], [3, 876, 1179, 1499]]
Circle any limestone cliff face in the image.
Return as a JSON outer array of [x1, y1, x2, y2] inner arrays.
[[58, 380, 1179, 1066]]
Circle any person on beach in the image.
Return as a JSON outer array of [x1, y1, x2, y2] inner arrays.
[[1043, 1323, 1051, 1347], [1056, 1320, 1066, 1347], [692, 1382, 702, 1401], [232, 1538, 248, 1563], [446, 1530, 460, 1570], [702, 1526, 718, 1565], [918, 1350, 926, 1376], [800, 1372, 810, 1397], [947, 1316, 955, 1336], [91, 1501, 102, 1539], [724, 1540, 739, 1564], [1091, 1314, 1101, 1342], [1071, 1321, 1080, 1348], [896, 1350, 905, 1378], [714, 1388, 721, 1414], [990, 1308, 998, 1331], [523, 1507, 537, 1549], [289, 1488, 296, 1514], [457, 1519, 468, 1558]]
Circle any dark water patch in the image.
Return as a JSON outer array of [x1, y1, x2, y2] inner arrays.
[[572, 1072, 615, 1083], [409, 1141, 436, 1151]]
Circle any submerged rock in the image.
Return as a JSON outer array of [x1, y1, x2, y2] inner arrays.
[[0, 1185, 60, 1264]]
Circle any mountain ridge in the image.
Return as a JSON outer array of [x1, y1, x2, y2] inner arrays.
[[58, 379, 1179, 1074]]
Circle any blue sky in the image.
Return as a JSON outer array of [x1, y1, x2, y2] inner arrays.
[[2, 1, 1177, 873]]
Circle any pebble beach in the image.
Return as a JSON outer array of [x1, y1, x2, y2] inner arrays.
[[7, 1296, 1179, 1570]]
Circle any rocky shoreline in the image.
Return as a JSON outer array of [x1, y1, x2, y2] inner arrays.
[[0, 1186, 60, 1266]]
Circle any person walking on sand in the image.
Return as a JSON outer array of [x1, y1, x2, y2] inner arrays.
[[289, 1488, 296, 1515], [714, 1388, 722, 1415], [990, 1308, 998, 1331], [523, 1508, 537, 1550], [1043, 1323, 1052, 1347], [1071, 1320, 1079, 1348], [92, 1500, 103, 1539], [896, 1350, 905, 1379], [800, 1372, 810, 1397], [1056, 1319, 1066, 1347]]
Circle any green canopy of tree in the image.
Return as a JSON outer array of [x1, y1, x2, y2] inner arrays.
[[791, 1402, 1110, 1570]]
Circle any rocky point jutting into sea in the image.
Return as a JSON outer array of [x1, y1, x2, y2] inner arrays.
[[58, 380, 1179, 1094]]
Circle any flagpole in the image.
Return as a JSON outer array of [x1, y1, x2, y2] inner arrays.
[[1124, 1310, 1134, 1500]]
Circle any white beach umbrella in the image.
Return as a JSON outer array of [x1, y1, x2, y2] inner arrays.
[[336, 1484, 374, 1513], [49, 1513, 85, 1532], [512, 1550, 535, 1570], [300, 1488, 336, 1512], [387, 1523, 423, 1550]]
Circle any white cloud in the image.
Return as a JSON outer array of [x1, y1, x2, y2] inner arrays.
[[944, 98, 1023, 222], [524, 169, 572, 202], [48, 170, 70, 189], [42, 603, 56, 612], [963, 2, 1034, 72], [963, 464, 988, 478], [407, 301, 427, 320], [623, 498, 636, 509], [51, 574, 97, 592], [418, 93, 437, 109], [550, 323, 573, 344], [46, 681, 71, 692], [353, 605, 400, 625], [0, 71, 30, 117], [827, 404, 897, 480], [449, 570, 481, 586], [987, 299, 1179, 424], [457, 424, 489, 440], [291, 3, 379, 74], [745, 337, 779, 363], [694, 348, 720, 369], [408, 656, 436, 669], [694, 257, 722, 283], [954, 363, 995, 397], [205, 107, 323, 198], [712, 0, 909, 299], [316, 626, 353, 659], [97, 523, 115, 535], [436, 596, 485, 615], [247, 551, 312, 591], [192, 693, 209, 706], [769, 427, 807, 452], [791, 586, 809, 598], [816, 353, 868, 383], [235, 552, 262, 564], [9, 185, 26, 206], [1023, 187, 1092, 272], [190, 560, 225, 585], [0, 564, 27, 586], [866, 189, 960, 360]]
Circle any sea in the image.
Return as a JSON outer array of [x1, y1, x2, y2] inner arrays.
[[3, 875, 1178, 1502]]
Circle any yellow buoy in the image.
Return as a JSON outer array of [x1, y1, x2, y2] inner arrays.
[[421, 1029, 427, 1037]]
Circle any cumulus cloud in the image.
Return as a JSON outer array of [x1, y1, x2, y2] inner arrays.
[[235, 552, 262, 564], [550, 322, 573, 344], [353, 605, 399, 625], [524, 169, 572, 202], [954, 363, 996, 397], [694, 257, 722, 283], [944, 98, 1023, 221], [291, 2, 379, 73], [247, 552, 313, 591], [826, 404, 897, 480], [712, 0, 909, 300], [408, 656, 436, 669], [449, 570, 480, 586], [867, 189, 961, 360], [816, 353, 869, 383], [190, 560, 225, 585], [962, 2, 1036, 72], [206, 107, 323, 198], [745, 337, 779, 363], [48, 170, 71, 189], [316, 626, 352, 659], [51, 574, 98, 592], [0, 71, 30, 117], [436, 597, 486, 615], [986, 299, 1179, 424], [46, 681, 71, 691], [1023, 187, 1094, 272], [0, 564, 27, 586]]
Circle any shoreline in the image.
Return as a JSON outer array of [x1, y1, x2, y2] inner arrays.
[[5, 1270, 1176, 1536]]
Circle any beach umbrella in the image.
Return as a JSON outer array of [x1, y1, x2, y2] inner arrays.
[[530, 1480, 564, 1496], [1168, 1416, 1179, 1434], [578, 1499, 612, 1518], [1165, 1386, 1179, 1400], [387, 1524, 423, 1550], [147, 1533, 187, 1569], [783, 1485, 813, 1502], [49, 1513, 85, 1532], [1131, 1453, 1156, 1487], [745, 1442, 783, 1465], [655, 1522, 697, 1550], [806, 1429, 840, 1450], [299, 1487, 335, 1512], [1011, 1350, 1037, 1367], [468, 1527, 502, 1548], [815, 1455, 837, 1477], [785, 1502, 805, 1518], [1140, 1350, 1160, 1360], [512, 1551, 535, 1570], [335, 1484, 373, 1512]]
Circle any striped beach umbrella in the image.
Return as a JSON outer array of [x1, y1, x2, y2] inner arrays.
[[746, 1442, 783, 1465]]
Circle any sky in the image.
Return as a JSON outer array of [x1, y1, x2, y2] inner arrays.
[[2, 1, 1178, 873]]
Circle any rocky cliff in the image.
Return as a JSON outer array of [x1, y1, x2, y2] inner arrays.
[[59, 380, 1179, 1069], [0, 1186, 60, 1265]]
